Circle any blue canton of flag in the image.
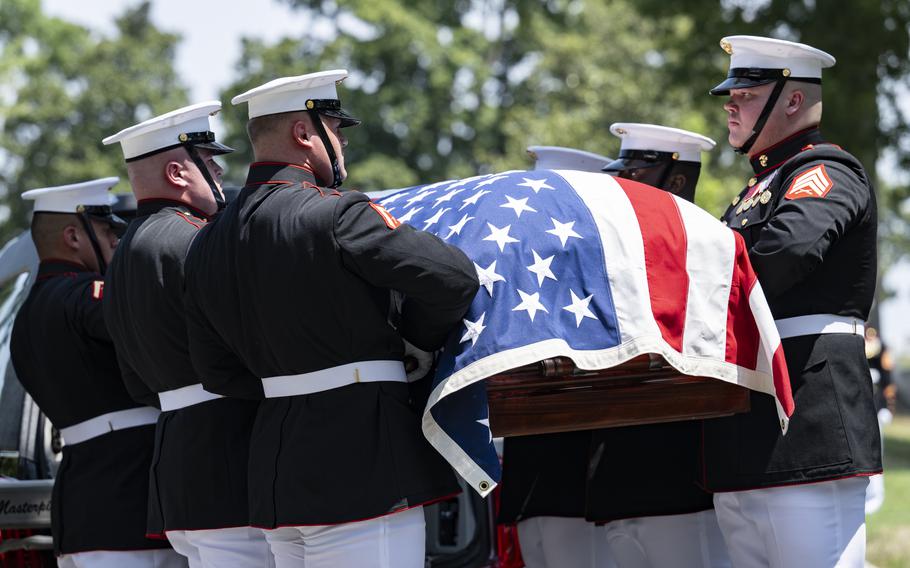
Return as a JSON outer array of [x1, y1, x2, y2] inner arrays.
[[376, 170, 623, 495]]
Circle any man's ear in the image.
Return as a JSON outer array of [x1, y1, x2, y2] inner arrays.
[[165, 161, 189, 188], [785, 89, 804, 117], [667, 173, 687, 195], [62, 224, 81, 252], [293, 118, 315, 150]]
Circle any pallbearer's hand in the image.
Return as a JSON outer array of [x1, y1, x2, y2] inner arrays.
[[403, 339, 434, 382]]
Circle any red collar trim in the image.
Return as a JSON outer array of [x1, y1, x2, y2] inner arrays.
[[750, 126, 819, 160], [137, 198, 211, 221]]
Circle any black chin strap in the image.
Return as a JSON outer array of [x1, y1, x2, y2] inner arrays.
[[736, 78, 788, 155], [184, 144, 226, 211], [76, 210, 107, 275], [306, 109, 343, 188]]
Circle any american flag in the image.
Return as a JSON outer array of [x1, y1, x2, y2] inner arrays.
[[373, 170, 794, 496]]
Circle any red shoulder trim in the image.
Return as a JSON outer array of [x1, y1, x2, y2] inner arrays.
[[174, 211, 203, 229], [300, 181, 327, 197], [248, 180, 295, 186]]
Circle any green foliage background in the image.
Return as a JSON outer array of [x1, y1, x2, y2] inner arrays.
[[2, 0, 909, 270], [0, 0, 188, 243], [0, 1, 908, 560]]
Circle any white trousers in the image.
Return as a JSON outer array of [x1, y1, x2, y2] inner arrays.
[[713, 477, 869, 568], [517, 516, 614, 568], [166, 526, 274, 568], [57, 549, 187, 568], [263, 506, 425, 568], [603, 509, 731, 568], [865, 473, 885, 515]]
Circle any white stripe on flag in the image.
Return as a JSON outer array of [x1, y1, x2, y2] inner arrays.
[[676, 198, 735, 361], [557, 170, 660, 342], [748, 279, 781, 379], [748, 279, 790, 432]]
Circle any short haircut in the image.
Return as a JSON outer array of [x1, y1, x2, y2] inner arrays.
[[785, 81, 822, 109], [30, 212, 79, 258], [798, 82, 822, 106], [246, 110, 310, 147]]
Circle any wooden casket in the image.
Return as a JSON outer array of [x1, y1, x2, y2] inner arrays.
[[487, 355, 751, 437], [370, 172, 786, 445]]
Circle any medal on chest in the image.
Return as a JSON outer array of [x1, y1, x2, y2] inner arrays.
[[734, 169, 779, 215]]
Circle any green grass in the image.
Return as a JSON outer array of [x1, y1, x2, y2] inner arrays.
[[867, 415, 910, 567]]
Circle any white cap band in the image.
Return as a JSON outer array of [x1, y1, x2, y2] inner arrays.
[[102, 101, 223, 160], [721, 35, 835, 79], [610, 123, 716, 162], [22, 177, 119, 213], [231, 69, 348, 119]]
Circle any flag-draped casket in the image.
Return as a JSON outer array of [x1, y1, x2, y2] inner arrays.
[[372, 170, 794, 496]]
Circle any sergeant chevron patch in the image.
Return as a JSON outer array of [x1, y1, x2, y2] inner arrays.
[[370, 202, 401, 229], [785, 164, 833, 200]]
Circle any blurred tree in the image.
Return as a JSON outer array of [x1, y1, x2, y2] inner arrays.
[[634, 0, 910, 325], [220, 0, 908, 231], [219, 0, 740, 213], [635, 0, 910, 268], [0, 0, 187, 242]]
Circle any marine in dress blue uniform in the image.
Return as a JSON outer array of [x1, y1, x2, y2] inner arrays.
[[705, 35, 880, 568], [593, 124, 731, 568], [183, 70, 479, 568], [11, 179, 184, 568], [102, 103, 275, 567]]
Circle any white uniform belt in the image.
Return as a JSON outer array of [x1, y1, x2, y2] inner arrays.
[[60, 406, 160, 446], [261, 360, 407, 398], [774, 314, 865, 339], [158, 382, 224, 412]]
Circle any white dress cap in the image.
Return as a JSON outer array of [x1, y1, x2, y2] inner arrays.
[[21, 177, 119, 213], [710, 35, 835, 95], [231, 69, 349, 119], [527, 146, 611, 173], [609, 123, 716, 163], [724, 35, 835, 78], [102, 101, 224, 160]]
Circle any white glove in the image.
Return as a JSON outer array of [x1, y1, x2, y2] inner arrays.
[[403, 339, 434, 382]]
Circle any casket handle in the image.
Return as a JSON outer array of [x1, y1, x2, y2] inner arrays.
[[538, 354, 669, 377]]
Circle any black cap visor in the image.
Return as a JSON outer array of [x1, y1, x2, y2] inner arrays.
[[107, 213, 128, 234], [709, 67, 821, 96], [306, 98, 361, 128], [193, 140, 235, 156], [709, 75, 778, 96], [82, 206, 128, 232], [321, 106, 361, 128], [602, 148, 683, 173], [602, 157, 664, 173], [125, 131, 234, 163]]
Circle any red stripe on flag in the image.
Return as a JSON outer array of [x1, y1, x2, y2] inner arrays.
[[771, 343, 794, 416], [619, 179, 689, 351], [725, 232, 760, 370]]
